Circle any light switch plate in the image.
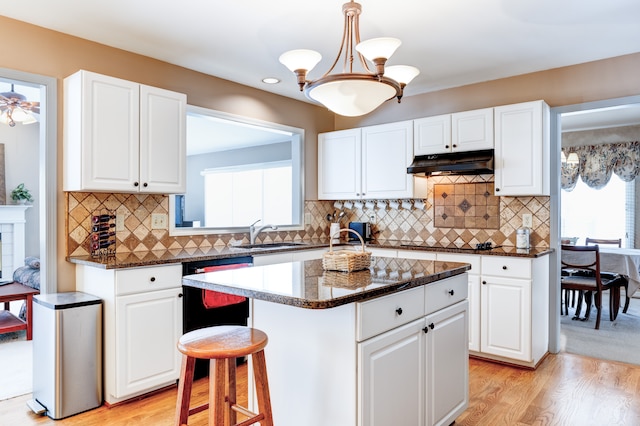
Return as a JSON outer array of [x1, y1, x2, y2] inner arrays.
[[151, 213, 167, 229], [522, 213, 533, 228]]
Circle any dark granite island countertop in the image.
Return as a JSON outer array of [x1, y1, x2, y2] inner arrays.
[[182, 256, 470, 309]]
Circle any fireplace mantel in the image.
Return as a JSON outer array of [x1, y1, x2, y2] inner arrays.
[[0, 205, 31, 281]]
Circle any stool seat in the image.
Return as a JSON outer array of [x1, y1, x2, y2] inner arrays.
[[175, 325, 273, 426], [178, 326, 268, 360]]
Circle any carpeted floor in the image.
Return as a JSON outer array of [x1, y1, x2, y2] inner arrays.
[[560, 292, 640, 365], [0, 330, 32, 401]]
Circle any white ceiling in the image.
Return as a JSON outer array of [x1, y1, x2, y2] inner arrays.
[[3, 0, 640, 104], [3, 1, 640, 141]]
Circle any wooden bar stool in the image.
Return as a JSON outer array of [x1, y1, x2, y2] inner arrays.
[[174, 325, 273, 426]]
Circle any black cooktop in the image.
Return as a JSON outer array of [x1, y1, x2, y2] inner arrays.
[[400, 242, 502, 251]]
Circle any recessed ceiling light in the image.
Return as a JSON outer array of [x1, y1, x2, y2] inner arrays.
[[262, 77, 280, 84]]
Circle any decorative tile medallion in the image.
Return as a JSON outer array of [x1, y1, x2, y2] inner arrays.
[[433, 183, 500, 229]]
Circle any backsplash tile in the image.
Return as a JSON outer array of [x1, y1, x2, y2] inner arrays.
[[433, 182, 500, 229], [65, 175, 549, 257]]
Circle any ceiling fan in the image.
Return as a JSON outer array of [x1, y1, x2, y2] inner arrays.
[[0, 84, 40, 127]]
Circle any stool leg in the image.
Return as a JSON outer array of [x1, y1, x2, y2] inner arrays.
[[175, 355, 196, 426], [252, 350, 274, 426], [210, 359, 226, 426], [227, 358, 237, 425]]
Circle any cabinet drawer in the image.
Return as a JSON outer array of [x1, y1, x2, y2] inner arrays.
[[357, 286, 425, 342], [436, 253, 480, 274], [425, 274, 467, 315], [115, 264, 182, 296], [481, 256, 531, 279]]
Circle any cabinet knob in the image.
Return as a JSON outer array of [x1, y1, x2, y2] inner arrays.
[[178, 293, 183, 298], [445, 145, 450, 149], [395, 307, 403, 316], [429, 323, 434, 330], [502, 265, 507, 270], [482, 280, 487, 285], [448, 289, 455, 296], [423, 323, 435, 333], [422, 326, 429, 334], [452, 144, 457, 148], [143, 182, 148, 187], [150, 276, 156, 282], [133, 182, 139, 187], [495, 187, 500, 192]]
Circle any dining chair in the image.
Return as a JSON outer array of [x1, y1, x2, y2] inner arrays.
[[583, 238, 631, 313], [560, 244, 627, 329], [585, 237, 622, 247]]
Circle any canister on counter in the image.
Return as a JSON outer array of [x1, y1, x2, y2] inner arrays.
[[516, 227, 530, 249]]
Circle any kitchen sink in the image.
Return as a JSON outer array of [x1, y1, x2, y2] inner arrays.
[[233, 242, 308, 250]]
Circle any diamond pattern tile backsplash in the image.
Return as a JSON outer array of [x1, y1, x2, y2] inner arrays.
[[66, 174, 549, 257]]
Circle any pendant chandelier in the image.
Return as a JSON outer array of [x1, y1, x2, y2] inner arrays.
[[0, 84, 40, 127], [279, 1, 419, 117]]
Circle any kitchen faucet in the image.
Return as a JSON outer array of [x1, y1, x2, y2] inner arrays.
[[249, 219, 278, 244]]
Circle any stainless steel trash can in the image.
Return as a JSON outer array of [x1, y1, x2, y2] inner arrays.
[[31, 292, 102, 420]]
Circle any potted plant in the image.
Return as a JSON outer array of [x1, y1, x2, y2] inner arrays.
[[11, 183, 33, 204]]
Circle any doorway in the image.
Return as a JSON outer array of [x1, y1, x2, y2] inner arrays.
[[0, 68, 57, 400], [549, 95, 640, 362]]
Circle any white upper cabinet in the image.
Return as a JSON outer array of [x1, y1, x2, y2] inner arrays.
[[414, 114, 451, 155], [451, 108, 494, 152], [494, 100, 550, 196], [318, 121, 426, 200], [64, 70, 186, 193], [414, 108, 493, 155]]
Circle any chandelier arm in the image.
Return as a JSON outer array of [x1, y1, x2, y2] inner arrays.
[[321, 10, 350, 79], [352, 12, 373, 74]]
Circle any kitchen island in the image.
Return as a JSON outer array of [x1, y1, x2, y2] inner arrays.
[[183, 256, 471, 426]]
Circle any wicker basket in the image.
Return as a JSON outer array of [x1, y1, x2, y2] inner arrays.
[[323, 269, 372, 289], [322, 228, 371, 272]]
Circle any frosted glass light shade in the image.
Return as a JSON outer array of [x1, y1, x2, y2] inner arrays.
[[307, 78, 397, 117], [384, 65, 420, 85], [356, 37, 401, 61], [279, 49, 322, 72]]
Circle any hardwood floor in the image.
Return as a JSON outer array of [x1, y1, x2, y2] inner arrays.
[[2, 353, 640, 425]]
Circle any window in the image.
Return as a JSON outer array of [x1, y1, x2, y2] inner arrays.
[[203, 161, 293, 227], [561, 175, 635, 247]]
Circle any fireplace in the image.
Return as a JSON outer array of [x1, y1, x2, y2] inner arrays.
[[0, 205, 30, 282]]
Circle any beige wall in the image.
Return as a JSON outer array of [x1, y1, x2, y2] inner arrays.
[[2, 15, 640, 290]]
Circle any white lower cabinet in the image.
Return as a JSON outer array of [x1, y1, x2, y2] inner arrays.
[[75, 263, 183, 404], [397, 250, 550, 368], [250, 273, 468, 426], [358, 274, 469, 426]]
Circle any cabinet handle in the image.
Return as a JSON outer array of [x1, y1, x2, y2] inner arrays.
[[502, 265, 507, 270], [448, 289, 455, 296], [395, 307, 403, 316], [150, 276, 156, 282], [133, 182, 139, 187], [482, 280, 487, 285], [178, 293, 183, 298], [423, 323, 435, 333]]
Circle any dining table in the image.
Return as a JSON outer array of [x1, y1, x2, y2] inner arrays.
[[598, 247, 640, 297]]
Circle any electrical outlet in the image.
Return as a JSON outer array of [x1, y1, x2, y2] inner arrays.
[[115, 214, 125, 232], [151, 213, 167, 229], [369, 214, 376, 224], [304, 212, 312, 225], [522, 213, 533, 228]]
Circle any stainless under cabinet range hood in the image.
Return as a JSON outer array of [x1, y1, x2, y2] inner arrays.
[[407, 149, 494, 176]]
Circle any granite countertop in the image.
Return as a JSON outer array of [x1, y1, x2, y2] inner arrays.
[[66, 238, 554, 269], [182, 256, 470, 309]]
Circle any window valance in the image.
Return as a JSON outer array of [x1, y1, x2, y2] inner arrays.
[[561, 141, 640, 191]]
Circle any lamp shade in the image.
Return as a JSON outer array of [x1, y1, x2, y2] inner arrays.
[[356, 37, 401, 61], [307, 77, 398, 117], [384, 65, 420, 85], [279, 49, 322, 73]]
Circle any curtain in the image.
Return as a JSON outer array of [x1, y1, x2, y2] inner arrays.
[[561, 141, 640, 191]]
